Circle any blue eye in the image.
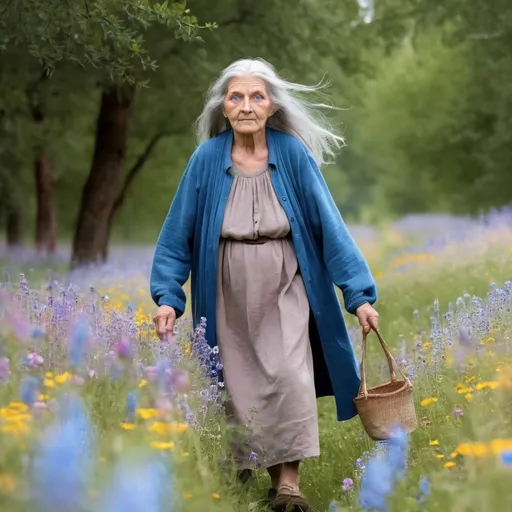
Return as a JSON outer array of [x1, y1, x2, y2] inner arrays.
[[231, 95, 240, 102], [254, 94, 264, 101]]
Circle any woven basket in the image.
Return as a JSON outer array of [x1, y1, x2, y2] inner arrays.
[[354, 329, 418, 441]]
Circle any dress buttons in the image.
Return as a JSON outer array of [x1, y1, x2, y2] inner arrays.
[[282, 197, 287, 201], [291, 217, 295, 222]]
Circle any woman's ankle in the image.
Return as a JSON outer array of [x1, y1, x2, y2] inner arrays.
[[278, 461, 300, 488], [267, 463, 283, 489]]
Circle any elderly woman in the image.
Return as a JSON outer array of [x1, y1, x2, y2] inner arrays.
[[150, 58, 379, 511]]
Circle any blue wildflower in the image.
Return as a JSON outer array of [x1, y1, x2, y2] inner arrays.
[[99, 456, 172, 512], [31, 396, 95, 512], [20, 375, 39, 405], [32, 326, 46, 339], [69, 316, 90, 367], [359, 456, 394, 511], [359, 426, 410, 510], [500, 450, 512, 467], [387, 425, 409, 479], [417, 476, 431, 504], [127, 392, 137, 418]]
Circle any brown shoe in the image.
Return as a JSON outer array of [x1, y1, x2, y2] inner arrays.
[[272, 484, 310, 511]]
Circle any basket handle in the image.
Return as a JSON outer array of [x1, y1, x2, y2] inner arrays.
[[358, 328, 411, 398]]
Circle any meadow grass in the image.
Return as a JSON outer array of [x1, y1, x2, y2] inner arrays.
[[0, 217, 511, 511]]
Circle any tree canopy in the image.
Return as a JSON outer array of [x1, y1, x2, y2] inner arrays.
[[0, 0, 510, 261]]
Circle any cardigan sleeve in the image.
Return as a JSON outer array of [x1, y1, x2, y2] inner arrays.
[[298, 146, 377, 314], [149, 150, 201, 318]]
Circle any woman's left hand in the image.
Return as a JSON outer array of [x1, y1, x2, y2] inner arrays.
[[355, 303, 379, 333]]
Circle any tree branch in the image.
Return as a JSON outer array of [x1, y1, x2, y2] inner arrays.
[[110, 131, 164, 219]]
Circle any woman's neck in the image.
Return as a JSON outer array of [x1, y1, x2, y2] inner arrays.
[[231, 129, 269, 170]]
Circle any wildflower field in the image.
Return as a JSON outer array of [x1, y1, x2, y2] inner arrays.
[[0, 211, 511, 512]]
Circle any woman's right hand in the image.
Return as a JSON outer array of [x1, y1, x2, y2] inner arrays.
[[153, 305, 177, 341]]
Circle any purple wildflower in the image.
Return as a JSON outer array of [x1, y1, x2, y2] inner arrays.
[[115, 337, 132, 360], [249, 451, 258, 463], [24, 352, 44, 369], [452, 406, 464, 417], [342, 478, 354, 491], [0, 356, 10, 382]]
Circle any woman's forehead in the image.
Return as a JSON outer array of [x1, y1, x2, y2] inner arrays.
[[226, 75, 267, 92]]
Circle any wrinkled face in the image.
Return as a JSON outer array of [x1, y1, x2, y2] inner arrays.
[[223, 75, 274, 135]]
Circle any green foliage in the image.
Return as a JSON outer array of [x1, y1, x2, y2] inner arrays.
[[1, 0, 511, 244], [0, 0, 216, 83]]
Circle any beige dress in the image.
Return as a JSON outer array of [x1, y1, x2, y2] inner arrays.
[[216, 166, 319, 470]]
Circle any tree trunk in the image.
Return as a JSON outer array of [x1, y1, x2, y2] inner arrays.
[[5, 194, 24, 249], [34, 151, 57, 253], [28, 71, 58, 254], [99, 132, 163, 262], [71, 84, 135, 268]]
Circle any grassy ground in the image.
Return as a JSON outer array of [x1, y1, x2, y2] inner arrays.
[[0, 219, 511, 511]]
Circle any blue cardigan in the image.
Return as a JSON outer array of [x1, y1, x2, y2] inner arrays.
[[150, 127, 377, 421]]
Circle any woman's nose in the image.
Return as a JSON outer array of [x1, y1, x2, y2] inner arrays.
[[241, 96, 252, 113]]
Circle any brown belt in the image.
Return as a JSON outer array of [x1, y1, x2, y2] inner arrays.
[[242, 236, 270, 245]]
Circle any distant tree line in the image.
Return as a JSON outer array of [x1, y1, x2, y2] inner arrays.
[[0, 1, 510, 266]]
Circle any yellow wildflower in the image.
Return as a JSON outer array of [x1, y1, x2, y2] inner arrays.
[[433, 453, 445, 459], [39, 394, 49, 401], [464, 376, 476, 384], [182, 452, 190, 457], [0, 473, 16, 494], [476, 381, 500, 391], [465, 393, 473, 401], [138, 379, 148, 388], [120, 423, 136, 430], [429, 440, 440, 446], [420, 397, 438, 407], [5, 413, 31, 423], [8, 402, 28, 413], [149, 421, 188, 435], [44, 379, 55, 388], [455, 442, 489, 457], [480, 337, 495, 346], [211, 493, 221, 499], [422, 342, 432, 350], [457, 386, 473, 394], [184, 493, 193, 499], [45, 371, 53, 378], [137, 408, 158, 420], [150, 441, 175, 450], [55, 372, 72, 384], [0, 422, 30, 437], [489, 439, 512, 454], [184, 343, 191, 356], [450, 452, 458, 458], [444, 461, 456, 469]]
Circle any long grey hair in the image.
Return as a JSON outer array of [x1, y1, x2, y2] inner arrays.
[[194, 58, 345, 167]]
